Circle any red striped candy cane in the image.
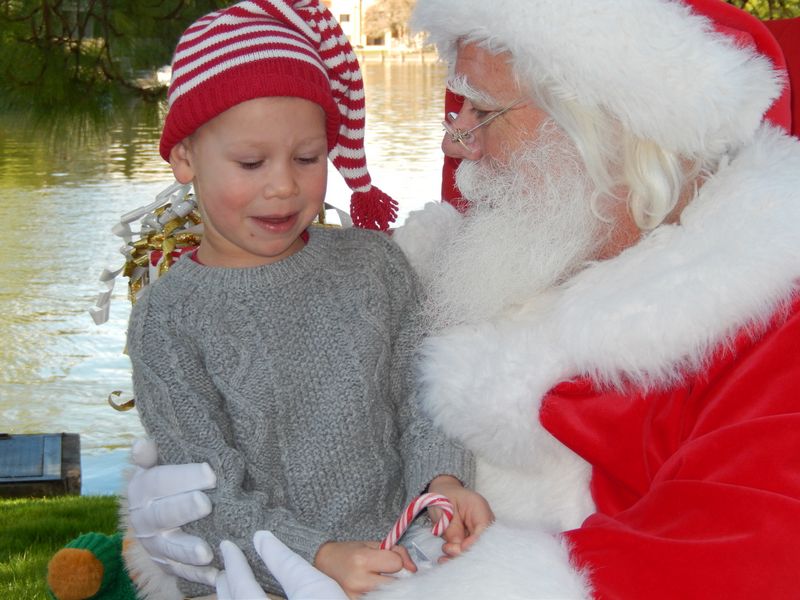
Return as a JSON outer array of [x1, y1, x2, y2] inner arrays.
[[380, 493, 454, 550]]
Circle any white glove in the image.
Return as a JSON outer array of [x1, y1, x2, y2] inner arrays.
[[216, 532, 347, 600], [127, 438, 219, 586], [216, 541, 268, 600]]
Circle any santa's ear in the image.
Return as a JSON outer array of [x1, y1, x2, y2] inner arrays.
[[169, 140, 195, 185]]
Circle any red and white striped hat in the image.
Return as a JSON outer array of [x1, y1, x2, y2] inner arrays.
[[160, 0, 397, 230]]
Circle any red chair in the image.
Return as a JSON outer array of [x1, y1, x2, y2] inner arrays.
[[764, 17, 800, 137], [441, 89, 465, 207]]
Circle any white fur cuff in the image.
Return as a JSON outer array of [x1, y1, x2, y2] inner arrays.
[[365, 522, 592, 599]]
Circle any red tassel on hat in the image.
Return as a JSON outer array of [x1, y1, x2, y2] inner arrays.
[[350, 186, 399, 232]]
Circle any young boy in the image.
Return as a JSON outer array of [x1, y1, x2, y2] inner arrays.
[[125, 1, 490, 598]]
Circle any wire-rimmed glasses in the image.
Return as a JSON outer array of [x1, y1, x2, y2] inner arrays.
[[442, 98, 525, 151]]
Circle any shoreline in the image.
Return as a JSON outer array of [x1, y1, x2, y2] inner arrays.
[[357, 47, 438, 64]]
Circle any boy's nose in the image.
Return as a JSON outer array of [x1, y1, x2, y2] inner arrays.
[[266, 163, 300, 199]]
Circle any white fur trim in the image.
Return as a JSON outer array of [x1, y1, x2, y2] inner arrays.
[[475, 456, 593, 532], [411, 0, 784, 156], [419, 299, 571, 468], [558, 125, 800, 386], [419, 124, 800, 468], [124, 537, 183, 600], [392, 201, 463, 286], [365, 522, 591, 599]]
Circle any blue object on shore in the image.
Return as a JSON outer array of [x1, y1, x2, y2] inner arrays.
[[0, 433, 81, 497]]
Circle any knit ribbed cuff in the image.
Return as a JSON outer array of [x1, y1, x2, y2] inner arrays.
[[405, 442, 476, 499], [270, 520, 334, 568]]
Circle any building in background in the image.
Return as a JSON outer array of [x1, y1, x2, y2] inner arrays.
[[324, 0, 418, 49], [324, 0, 370, 47]]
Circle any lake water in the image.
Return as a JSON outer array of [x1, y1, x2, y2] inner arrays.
[[0, 61, 448, 495]]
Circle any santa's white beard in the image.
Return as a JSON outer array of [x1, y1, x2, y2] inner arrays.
[[424, 132, 611, 331]]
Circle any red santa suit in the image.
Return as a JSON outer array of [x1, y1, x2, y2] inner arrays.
[[370, 0, 800, 598], [380, 124, 800, 599]]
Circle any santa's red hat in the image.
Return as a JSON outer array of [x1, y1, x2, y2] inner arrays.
[[161, 0, 397, 230], [414, 0, 790, 167]]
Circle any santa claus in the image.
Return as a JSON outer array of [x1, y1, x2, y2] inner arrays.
[[124, 0, 800, 598]]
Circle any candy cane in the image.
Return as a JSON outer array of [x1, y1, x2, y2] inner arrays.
[[380, 493, 454, 550]]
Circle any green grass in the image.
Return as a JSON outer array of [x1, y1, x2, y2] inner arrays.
[[0, 495, 120, 599]]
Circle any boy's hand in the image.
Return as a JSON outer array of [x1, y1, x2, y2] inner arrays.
[[313, 540, 416, 599], [427, 475, 494, 560]]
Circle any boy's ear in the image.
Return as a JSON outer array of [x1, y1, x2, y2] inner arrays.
[[169, 140, 195, 184]]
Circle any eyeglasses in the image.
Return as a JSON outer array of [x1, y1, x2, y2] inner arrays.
[[442, 98, 525, 152]]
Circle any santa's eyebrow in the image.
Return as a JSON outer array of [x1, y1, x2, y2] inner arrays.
[[446, 74, 501, 107]]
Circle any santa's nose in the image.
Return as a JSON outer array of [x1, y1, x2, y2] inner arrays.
[[442, 109, 482, 160]]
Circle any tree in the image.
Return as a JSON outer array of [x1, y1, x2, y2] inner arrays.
[[364, 0, 415, 45], [724, 0, 800, 19], [0, 0, 231, 114]]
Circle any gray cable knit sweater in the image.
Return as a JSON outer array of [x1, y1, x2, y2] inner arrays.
[[126, 226, 474, 597]]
